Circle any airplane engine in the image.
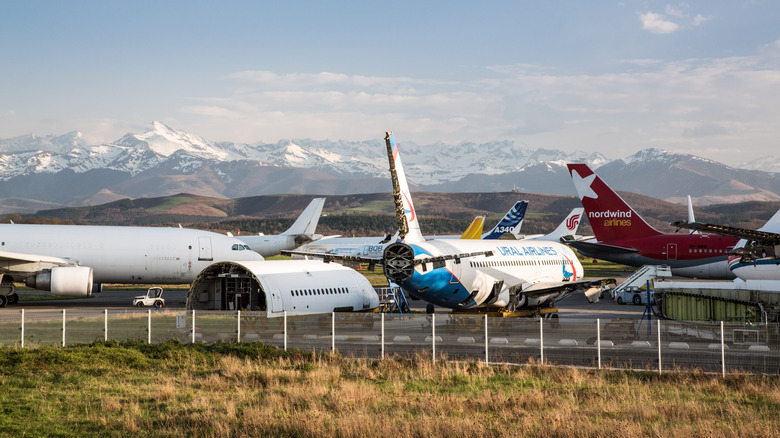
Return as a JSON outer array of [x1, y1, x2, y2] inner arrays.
[[25, 266, 94, 297], [383, 242, 416, 283]]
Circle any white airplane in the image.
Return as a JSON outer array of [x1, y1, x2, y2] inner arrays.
[[0, 224, 264, 307], [673, 208, 780, 281], [291, 200, 529, 262], [236, 197, 326, 257], [287, 132, 605, 314], [519, 208, 586, 242]]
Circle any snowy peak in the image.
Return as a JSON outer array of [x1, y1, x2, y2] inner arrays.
[[113, 121, 227, 160], [0, 131, 85, 154]]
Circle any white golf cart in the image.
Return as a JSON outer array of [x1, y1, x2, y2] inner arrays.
[[132, 287, 165, 308]]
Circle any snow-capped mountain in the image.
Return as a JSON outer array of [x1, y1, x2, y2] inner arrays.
[[0, 121, 778, 210]]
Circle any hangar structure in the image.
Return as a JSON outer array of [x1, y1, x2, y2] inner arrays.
[[187, 260, 379, 316]]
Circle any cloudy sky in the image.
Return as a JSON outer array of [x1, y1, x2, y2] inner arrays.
[[2, 1, 779, 163]]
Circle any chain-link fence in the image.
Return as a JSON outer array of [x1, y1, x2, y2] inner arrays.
[[1, 309, 778, 376]]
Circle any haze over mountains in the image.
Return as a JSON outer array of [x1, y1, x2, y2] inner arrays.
[[1, 121, 779, 212]]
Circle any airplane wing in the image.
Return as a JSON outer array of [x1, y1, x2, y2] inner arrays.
[[520, 279, 608, 300], [671, 221, 780, 244], [0, 250, 77, 268], [562, 239, 639, 254]]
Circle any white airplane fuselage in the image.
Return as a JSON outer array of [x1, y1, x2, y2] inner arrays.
[[397, 239, 583, 309], [0, 224, 263, 284]]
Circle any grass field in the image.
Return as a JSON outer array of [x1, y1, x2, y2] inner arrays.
[[0, 341, 777, 437]]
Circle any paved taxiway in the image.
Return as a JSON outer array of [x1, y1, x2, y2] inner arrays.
[[4, 287, 646, 320]]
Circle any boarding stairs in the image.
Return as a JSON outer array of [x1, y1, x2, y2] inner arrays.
[[375, 285, 410, 314], [612, 265, 672, 296]]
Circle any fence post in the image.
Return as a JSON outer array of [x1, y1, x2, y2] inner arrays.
[[484, 315, 489, 365], [62, 309, 66, 347], [721, 321, 725, 378], [20, 309, 24, 348], [191, 309, 196, 344], [381, 312, 385, 360], [104, 309, 108, 341], [432, 313, 436, 364], [331, 312, 335, 353], [657, 319, 662, 374], [237, 310, 241, 343], [147, 309, 151, 344], [597, 318, 601, 370], [540, 317, 544, 364], [283, 311, 287, 352]]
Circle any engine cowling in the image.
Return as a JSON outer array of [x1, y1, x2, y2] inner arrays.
[[383, 242, 416, 283], [25, 267, 94, 297]]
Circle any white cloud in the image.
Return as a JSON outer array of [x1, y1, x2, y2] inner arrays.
[[639, 12, 680, 34], [692, 14, 708, 26]]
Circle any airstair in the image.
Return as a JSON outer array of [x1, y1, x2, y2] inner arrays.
[[375, 285, 410, 314], [612, 265, 672, 296]]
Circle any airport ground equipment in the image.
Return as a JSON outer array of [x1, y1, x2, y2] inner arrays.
[[375, 286, 410, 314], [132, 287, 165, 308], [612, 264, 671, 299]]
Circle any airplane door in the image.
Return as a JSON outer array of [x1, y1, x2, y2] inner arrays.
[[667, 243, 677, 260], [198, 237, 213, 261], [270, 288, 283, 313]]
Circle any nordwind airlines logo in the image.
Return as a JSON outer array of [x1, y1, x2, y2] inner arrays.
[[565, 214, 581, 231], [588, 210, 632, 227]]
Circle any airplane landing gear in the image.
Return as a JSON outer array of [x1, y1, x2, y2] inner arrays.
[[0, 295, 7, 308], [7, 293, 18, 305]]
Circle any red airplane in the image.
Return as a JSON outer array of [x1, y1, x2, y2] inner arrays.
[[566, 163, 739, 279]]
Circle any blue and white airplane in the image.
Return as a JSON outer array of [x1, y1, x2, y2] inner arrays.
[[292, 200, 530, 261], [288, 132, 605, 314]]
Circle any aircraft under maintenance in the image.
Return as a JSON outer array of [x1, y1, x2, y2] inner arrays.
[[287, 132, 606, 315]]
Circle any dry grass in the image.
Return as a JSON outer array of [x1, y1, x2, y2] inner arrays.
[[0, 341, 778, 437]]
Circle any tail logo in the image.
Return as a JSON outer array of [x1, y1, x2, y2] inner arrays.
[[571, 169, 598, 200], [562, 254, 575, 280], [566, 214, 581, 231], [402, 191, 416, 221]]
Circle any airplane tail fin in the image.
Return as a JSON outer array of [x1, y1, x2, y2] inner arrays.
[[759, 208, 780, 231], [282, 198, 326, 235], [385, 132, 424, 243], [482, 201, 528, 239], [686, 195, 699, 235], [567, 163, 661, 242], [544, 208, 585, 240], [460, 216, 485, 239]]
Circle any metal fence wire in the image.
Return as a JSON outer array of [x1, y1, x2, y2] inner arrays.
[[1, 309, 778, 376]]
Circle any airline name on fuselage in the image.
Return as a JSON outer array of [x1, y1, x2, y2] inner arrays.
[[496, 246, 558, 257]]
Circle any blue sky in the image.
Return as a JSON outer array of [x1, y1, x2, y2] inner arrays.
[[2, 1, 779, 164]]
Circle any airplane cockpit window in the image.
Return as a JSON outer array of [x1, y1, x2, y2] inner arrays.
[[232, 244, 239, 250]]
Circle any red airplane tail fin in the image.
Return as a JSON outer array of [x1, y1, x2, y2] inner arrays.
[[567, 163, 662, 242]]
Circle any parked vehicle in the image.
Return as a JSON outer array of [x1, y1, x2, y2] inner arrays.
[[615, 286, 654, 305], [132, 287, 165, 308]]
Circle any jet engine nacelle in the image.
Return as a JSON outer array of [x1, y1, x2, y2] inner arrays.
[[25, 266, 94, 297], [383, 242, 416, 283]]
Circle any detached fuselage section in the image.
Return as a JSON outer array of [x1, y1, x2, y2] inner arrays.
[[187, 260, 379, 316]]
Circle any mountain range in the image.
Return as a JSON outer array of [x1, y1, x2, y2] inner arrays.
[[0, 121, 778, 213]]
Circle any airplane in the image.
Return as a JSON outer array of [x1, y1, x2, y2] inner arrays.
[[292, 200, 529, 261], [519, 208, 586, 242], [0, 224, 265, 307], [672, 208, 780, 281], [565, 163, 739, 279], [236, 197, 326, 257], [287, 133, 606, 314]]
